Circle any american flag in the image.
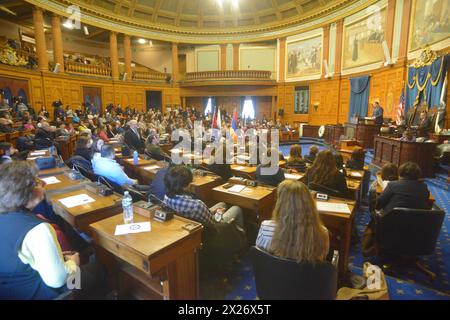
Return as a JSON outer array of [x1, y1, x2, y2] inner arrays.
[[396, 88, 405, 125]]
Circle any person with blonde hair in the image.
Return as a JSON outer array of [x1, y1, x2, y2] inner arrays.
[[256, 180, 329, 262]]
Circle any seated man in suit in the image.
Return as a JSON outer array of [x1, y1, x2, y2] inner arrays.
[[375, 162, 431, 214], [92, 144, 138, 186], [417, 110, 432, 138], [124, 119, 145, 152], [145, 133, 169, 160]]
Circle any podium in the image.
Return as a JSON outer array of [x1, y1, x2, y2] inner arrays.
[[373, 136, 438, 177], [344, 122, 381, 149]]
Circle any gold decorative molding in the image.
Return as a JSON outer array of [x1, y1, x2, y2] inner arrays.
[[24, 0, 383, 44]]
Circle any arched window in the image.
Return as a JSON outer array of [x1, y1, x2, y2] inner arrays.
[[242, 97, 255, 120], [204, 97, 212, 116]]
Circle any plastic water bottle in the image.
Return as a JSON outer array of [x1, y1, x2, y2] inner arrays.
[[133, 150, 139, 165], [122, 191, 134, 224]]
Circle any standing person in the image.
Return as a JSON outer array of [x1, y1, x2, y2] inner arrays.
[[371, 99, 384, 125], [124, 119, 145, 152]]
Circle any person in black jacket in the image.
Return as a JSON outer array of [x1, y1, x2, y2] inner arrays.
[[73, 136, 93, 162], [255, 148, 285, 186], [416, 110, 432, 138], [208, 144, 233, 181], [304, 145, 319, 164], [346, 146, 365, 170], [376, 162, 431, 214], [124, 120, 145, 152], [301, 150, 350, 199]]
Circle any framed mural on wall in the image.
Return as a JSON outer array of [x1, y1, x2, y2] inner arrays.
[[286, 35, 322, 78], [342, 6, 387, 70], [409, 0, 450, 52]]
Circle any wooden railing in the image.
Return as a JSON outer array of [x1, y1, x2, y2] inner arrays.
[[184, 70, 272, 81], [132, 71, 169, 82], [65, 61, 111, 77]]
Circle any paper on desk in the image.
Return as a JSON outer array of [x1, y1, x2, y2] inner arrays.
[[144, 165, 160, 171], [233, 166, 246, 171], [59, 194, 95, 208], [41, 176, 61, 185], [30, 151, 46, 156], [316, 202, 351, 214], [228, 184, 246, 193], [285, 173, 301, 180], [115, 222, 151, 236], [350, 172, 363, 178]]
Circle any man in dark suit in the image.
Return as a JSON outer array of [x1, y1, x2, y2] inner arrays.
[[376, 162, 431, 214], [124, 119, 145, 152], [417, 111, 432, 138], [371, 99, 384, 125]]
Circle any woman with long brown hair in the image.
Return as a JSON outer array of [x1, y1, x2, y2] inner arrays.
[[256, 180, 329, 262], [286, 144, 306, 172], [301, 150, 350, 198]]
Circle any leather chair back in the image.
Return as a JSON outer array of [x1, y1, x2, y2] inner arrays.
[[249, 246, 337, 300]]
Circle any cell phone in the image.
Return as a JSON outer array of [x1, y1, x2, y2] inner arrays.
[[223, 183, 233, 189]]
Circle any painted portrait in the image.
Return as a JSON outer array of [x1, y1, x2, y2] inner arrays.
[[410, 0, 450, 52], [287, 35, 322, 78], [343, 7, 387, 70]]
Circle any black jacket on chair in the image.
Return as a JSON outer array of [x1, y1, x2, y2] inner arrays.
[[375, 179, 431, 214], [124, 128, 144, 152]]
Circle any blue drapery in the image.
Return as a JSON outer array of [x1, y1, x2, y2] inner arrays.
[[348, 76, 370, 121], [405, 54, 450, 114]]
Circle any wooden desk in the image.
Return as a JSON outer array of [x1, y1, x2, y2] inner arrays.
[[188, 174, 223, 206], [430, 133, 450, 144], [6, 131, 19, 147], [40, 173, 89, 196], [344, 123, 381, 149], [122, 157, 155, 180], [316, 197, 356, 276], [90, 214, 203, 300], [302, 125, 321, 138], [134, 161, 169, 184], [0, 134, 5, 142], [230, 164, 257, 179], [55, 136, 71, 161], [38, 166, 68, 177], [49, 189, 122, 234], [373, 136, 438, 177], [212, 184, 277, 221], [324, 125, 345, 147]]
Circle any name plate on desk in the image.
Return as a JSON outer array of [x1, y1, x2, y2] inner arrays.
[[59, 193, 95, 208], [40, 176, 61, 185], [115, 222, 151, 236]]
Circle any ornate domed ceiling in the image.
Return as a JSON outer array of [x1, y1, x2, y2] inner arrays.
[[19, 0, 379, 43]]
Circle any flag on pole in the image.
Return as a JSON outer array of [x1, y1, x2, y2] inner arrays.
[[231, 109, 238, 131], [217, 108, 222, 129], [212, 104, 218, 129], [396, 88, 405, 125]]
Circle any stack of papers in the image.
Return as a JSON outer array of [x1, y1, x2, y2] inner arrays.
[[41, 176, 61, 185], [285, 173, 301, 180], [350, 172, 363, 178], [30, 151, 47, 156], [115, 222, 151, 236], [59, 194, 95, 208], [228, 184, 246, 193], [316, 202, 351, 214]]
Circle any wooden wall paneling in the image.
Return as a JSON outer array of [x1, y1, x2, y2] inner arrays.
[[338, 78, 350, 124]]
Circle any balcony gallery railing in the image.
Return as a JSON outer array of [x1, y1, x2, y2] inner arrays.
[[132, 71, 170, 82], [184, 70, 272, 81], [65, 61, 111, 77]]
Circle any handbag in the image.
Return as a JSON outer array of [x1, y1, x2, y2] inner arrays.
[[35, 156, 56, 170], [336, 262, 389, 300]]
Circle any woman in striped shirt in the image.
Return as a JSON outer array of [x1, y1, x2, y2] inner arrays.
[[256, 180, 329, 262]]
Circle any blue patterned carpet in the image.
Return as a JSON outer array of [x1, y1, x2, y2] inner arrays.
[[200, 143, 450, 300]]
